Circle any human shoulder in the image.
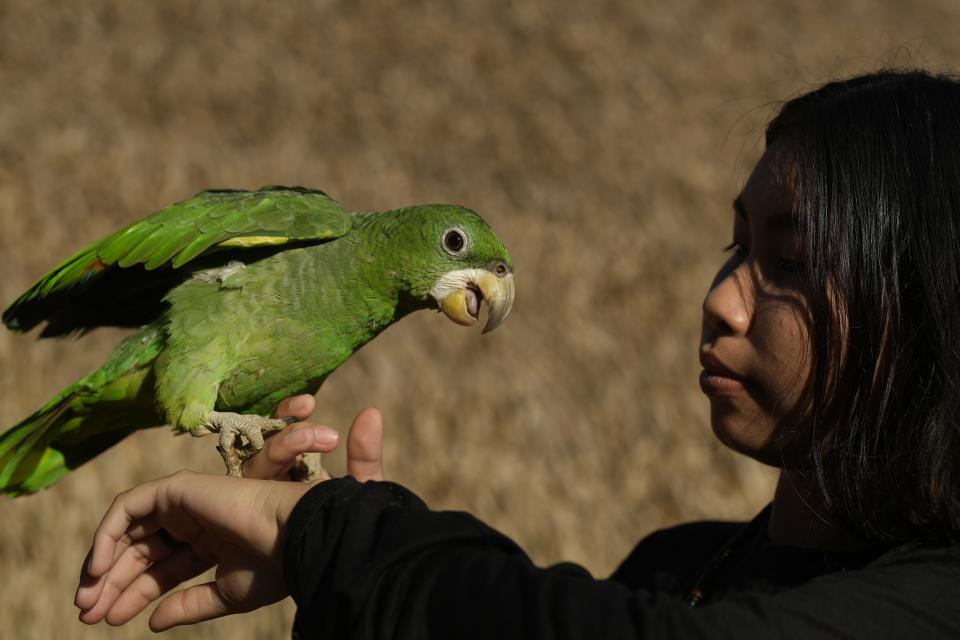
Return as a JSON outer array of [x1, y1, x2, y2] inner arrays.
[[610, 518, 747, 593], [695, 540, 960, 639]]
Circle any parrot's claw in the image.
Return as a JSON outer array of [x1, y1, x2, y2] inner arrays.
[[289, 452, 325, 482], [201, 411, 289, 477]]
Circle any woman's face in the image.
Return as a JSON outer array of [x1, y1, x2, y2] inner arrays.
[[699, 144, 813, 467]]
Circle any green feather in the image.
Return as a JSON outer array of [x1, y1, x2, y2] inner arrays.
[[143, 226, 200, 270], [0, 325, 164, 494], [2, 187, 352, 333], [117, 225, 168, 267]]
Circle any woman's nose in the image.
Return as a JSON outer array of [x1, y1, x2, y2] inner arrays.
[[702, 262, 753, 336]]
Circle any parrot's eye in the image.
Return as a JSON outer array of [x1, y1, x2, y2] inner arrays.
[[443, 229, 467, 255]]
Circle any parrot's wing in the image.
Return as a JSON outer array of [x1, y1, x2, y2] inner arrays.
[[3, 186, 351, 335]]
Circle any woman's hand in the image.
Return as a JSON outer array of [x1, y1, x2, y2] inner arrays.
[[75, 470, 308, 631], [242, 393, 341, 480], [240, 394, 385, 482], [75, 398, 385, 631]]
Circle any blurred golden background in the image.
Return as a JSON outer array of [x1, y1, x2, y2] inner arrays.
[[2, 1, 960, 638]]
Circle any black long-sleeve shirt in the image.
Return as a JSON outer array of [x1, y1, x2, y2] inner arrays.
[[283, 478, 960, 639]]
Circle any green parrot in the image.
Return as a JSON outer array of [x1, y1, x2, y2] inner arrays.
[[0, 186, 514, 495]]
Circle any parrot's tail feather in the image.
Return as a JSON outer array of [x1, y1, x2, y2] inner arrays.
[[0, 391, 81, 494], [0, 326, 165, 496], [0, 380, 159, 496]]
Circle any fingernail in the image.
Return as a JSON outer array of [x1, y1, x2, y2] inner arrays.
[[290, 395, 309, 412], [283, 428, 314, 447], [315, 428, 338, 445]]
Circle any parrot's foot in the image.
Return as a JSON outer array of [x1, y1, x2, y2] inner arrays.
[[200, 411, 293, 477], [289, 452, 326, 482]]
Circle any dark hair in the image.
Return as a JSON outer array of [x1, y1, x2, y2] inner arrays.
[[766, 69, 960, 544]]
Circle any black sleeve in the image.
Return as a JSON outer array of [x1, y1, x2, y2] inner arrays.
[[283, 478, 960, 640]]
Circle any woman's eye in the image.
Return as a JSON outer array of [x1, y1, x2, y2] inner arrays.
[[724, 241, 803, 275], [443, 229, 466, 254]]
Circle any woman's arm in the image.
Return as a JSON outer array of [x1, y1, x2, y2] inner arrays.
[[283, 479, 960, 639], [76, 401, 960, 638]]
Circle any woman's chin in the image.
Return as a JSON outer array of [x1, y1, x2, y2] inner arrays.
[[709, 405, 786, 468]]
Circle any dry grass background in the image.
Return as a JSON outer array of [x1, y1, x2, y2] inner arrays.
[[2, 1, 960, 638]]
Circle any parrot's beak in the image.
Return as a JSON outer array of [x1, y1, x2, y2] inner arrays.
[[433, 268, 516, 333]]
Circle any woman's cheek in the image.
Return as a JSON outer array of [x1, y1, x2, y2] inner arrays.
[[753, 306, 813, 409]]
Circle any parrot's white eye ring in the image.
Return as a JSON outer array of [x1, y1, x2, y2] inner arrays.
[[443, 228, 468, 255]]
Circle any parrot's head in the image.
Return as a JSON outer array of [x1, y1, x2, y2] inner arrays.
[[389, 204, 515, 334]]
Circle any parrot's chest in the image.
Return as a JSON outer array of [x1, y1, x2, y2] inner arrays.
[[159, 249, 399, 415], [214, 321, 358, 412]]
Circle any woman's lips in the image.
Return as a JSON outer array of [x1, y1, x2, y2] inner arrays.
[[699, 369, 748, 396]]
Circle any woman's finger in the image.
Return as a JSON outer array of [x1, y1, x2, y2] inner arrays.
[[105, 545, 211, 627], [242, 422, 339, 480], [149, 581, 233, 632], [100, 514, 163, 580], [346, 408, 385, 482], [122, 514, 162, 543], [242, 394, 339, 480], [76, 530, 180, 618], [88, 479, 168, 578]]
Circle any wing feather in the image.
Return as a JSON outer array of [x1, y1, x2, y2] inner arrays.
[[143, 226, 201, 270], [3, 186, 351, 334]]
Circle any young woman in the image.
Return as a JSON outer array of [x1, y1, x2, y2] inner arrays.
[[75, 70, 960, 637]]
